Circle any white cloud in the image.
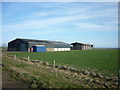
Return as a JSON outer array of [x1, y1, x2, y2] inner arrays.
[[4, 3, 117, 32], [28, 29, 63, 35], [3, 16, 77, 31], [3, 11, 117, 32], [4, 2, 117, 23], [74, 22, 117, 31]]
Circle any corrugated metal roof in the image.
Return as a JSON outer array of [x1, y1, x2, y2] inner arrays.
[[71, 42, 84, 45], [16, 38, 69, 44], [71, 42, 93, 45]]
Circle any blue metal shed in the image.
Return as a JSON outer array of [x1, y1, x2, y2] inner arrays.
[[32, 45, 46, 52]]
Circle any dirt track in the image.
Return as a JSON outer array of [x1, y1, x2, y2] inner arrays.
[[2, 67, 30, 88]]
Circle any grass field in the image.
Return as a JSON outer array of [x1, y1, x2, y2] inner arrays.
[[7, 49, 118, 76]]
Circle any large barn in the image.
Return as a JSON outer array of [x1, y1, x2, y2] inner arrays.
[[71, 42, 94, 50], [8, 38, 70, 52]]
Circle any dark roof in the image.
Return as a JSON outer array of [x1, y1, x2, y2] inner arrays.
[[71, 42, 84, 45], [16, 38, 69, 44], [71, 42, 93, 45]]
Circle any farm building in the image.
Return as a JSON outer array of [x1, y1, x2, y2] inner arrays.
[[71, 42, 94, 50], [8, 38, 70, 52]]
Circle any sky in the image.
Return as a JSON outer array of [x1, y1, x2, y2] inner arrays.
[[2, 2, 118, 48]]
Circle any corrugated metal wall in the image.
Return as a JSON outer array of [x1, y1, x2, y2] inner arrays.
[[32, 46, 46, 52], [72, 44, 93, 50], [46, 48, 70, 51], [28, 42, 70, 49]]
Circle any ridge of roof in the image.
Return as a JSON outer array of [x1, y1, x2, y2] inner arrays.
[[16, 38, 69, 44], [71, 42, 84, 45]]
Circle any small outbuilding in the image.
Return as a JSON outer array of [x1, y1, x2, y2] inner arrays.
[[71, 42, 94, 50]]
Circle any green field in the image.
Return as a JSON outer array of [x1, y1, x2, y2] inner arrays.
[[7, 49, 118, 76]]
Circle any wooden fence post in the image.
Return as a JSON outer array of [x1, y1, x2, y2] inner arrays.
[[14, 55, 16, 60], [28, 56, 30, 62], [54, 60, 55, 67]]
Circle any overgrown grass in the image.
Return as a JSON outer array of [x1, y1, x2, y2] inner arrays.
[[2, 57, 84, 88], [7, 49, 118, 76]]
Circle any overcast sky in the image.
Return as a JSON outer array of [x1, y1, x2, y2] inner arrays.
[[2, 2, 118, 48]]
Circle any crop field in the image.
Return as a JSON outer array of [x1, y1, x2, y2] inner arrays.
[[7, 49, 118, 76]]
